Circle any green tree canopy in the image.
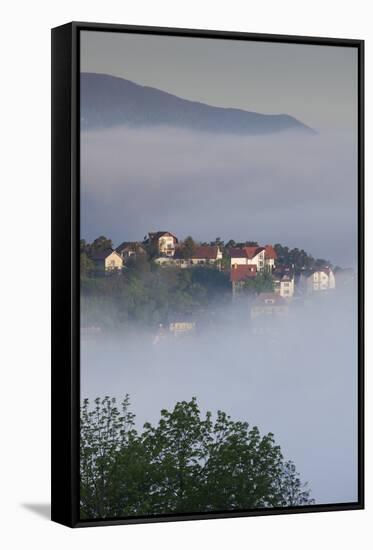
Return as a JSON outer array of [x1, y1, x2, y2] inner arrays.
[[80, 396, 313, 519], [180, 236, 197, 259], [80, 252, 95, 278], [243, 269, 274, 294]]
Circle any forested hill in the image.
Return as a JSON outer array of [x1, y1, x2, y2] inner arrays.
[[81, 72, 315, 135]]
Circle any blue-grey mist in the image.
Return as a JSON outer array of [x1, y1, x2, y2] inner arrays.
[[80, 123, 358, 505], [81, 127, 357, 268], [81, 287, 358, 505]]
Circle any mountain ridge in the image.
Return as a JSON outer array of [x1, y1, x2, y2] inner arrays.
[[81, 72, 315, 135]]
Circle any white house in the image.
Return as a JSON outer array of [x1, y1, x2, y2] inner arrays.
[[250, 292, 289, 321], [90, 249, 123, 272], [190, 246, 223, 266], [153, 255, 190, 269], [229, 248, 248, 266], [305, 268, 336, 293], [148, 231, 178, 257], [229, 246, 266, 271], [154, 245, 222, 269], [273, 266, 295, 299]]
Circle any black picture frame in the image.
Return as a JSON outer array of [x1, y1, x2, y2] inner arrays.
[[51, 21, 365, 528]]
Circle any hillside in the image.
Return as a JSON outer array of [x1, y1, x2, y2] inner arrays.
[[81, 72, 315, 135]]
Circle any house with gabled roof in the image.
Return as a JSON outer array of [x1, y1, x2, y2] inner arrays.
[[302, 267, 336, 294], [190, 245, 223, 266], [90, 249, 123, 273], [116, 241, 146, 260], [229, 246, 266, 271], [273, 265, 295, 299], [147, 231, 178, 257]]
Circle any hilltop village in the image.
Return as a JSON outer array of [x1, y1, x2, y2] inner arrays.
[[80, 231, 350, 338], [82, 230, 337, 295]]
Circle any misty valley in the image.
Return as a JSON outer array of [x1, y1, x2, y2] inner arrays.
[[74, 32, 360, 523], [80, 233, 357, 517]]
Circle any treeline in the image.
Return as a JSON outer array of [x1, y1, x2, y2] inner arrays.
[[80, 396, 313, 519], [273, 244, 331, 273]]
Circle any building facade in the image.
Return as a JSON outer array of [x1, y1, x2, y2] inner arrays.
[[90, 249, 123, 273], [304, 268, 336, 293], [229, 246, 271, 272], [148, 231, 178, 257]]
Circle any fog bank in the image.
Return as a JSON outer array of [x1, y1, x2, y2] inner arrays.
[[81, 126, 357, 267], [81, 287, 358, 505]]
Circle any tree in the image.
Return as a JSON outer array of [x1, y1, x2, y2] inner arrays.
[[210, 237, 224, 248], [80, 252, 95, 278], [180, 236, 197, 259], [91, 235, 113, 251], [126, 253, 151, 275], [80, 239, 88, 254], [273, 243, 331, 273], [144, 239, 159, 259], [80, 396, 138, 518], [80, 397, 313, 519], [243, 269, 274, 295], [235, 241, 258, 247]]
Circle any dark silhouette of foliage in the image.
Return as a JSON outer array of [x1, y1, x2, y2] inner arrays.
[[91, 235, 113, 251], [80, 397, 314, 519], [180, 236, 197, 259], [274, 243, 331, 273]]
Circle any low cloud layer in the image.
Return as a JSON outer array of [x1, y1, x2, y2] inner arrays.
[[81, 126, 357, 267], [81, 288, 358, 505]]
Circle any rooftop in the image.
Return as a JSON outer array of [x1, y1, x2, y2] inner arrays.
[[230, 264, 257, 282]]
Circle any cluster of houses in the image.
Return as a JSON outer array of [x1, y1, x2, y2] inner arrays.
[[89, 230, 337, 300], [83, 230, 345, 341]]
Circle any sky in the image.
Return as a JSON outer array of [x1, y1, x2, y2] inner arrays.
[[80, 30, 358, 131]]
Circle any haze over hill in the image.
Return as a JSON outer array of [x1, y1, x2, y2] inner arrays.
[[81, 72, 315, 135]]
